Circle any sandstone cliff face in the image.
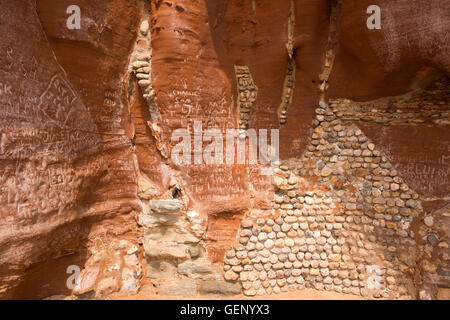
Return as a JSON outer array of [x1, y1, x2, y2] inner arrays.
[[0, 0, 448, 299], [0, 0, 141, 298]]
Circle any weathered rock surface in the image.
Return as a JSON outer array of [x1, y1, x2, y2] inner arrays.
[[150, 200, 184, 214], [177, 261, 223, 280], [199, 281, 242, 297], [0, 0, 448, 299], [0, 0, 141, 299], [156, 280, 197, 297]]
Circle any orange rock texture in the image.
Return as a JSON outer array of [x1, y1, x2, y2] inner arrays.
[[0, 0, 448, 299]]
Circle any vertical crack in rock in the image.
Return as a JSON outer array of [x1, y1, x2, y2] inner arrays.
[[279, 0, 296, 125], [318, 0, 341, 102], [127, 2, 190, 222], [235, 66, 258, 138], [129, 3, 168, 160], [125, 2, 230, 297], [286, 0, 295, 60], [128, 2, 189, 205], [279, 59, 296, 125], [127, 3, 189, 207]]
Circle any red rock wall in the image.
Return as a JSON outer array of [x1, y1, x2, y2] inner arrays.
[[0, 0, 141, 298], [0, 0, 448, 299]]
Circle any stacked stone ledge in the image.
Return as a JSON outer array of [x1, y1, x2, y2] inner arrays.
[[131, 20, 155, 103], [235, 65, 258, 138], [279, 60, 295, 125], [72, 240, 142, 299], [417, 203, 450, 299], [330, 79, 449, 126], [138, 197, 241, 297]]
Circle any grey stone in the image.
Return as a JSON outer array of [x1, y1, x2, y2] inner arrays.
[[424, 216, 434, 227], [225, 250, 236, 259], [74, 291, 95, 300], [146, 260, 177, 279], [157, 280, 197, 296], [151, 199, 183, 214], [43, 295, 67, 300], [139, 213, 179, 227], [144, 239, 187, 260], [177, 261, 222, 280], [189, 246, 201, 259], [427, 234, 439, 246], [199, 281, 241, 297], [121, 268, 139, 293]]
